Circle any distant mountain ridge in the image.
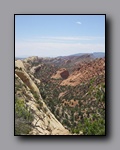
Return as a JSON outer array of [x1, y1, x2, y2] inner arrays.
[[92, 52, 105, 58], [15, 52, 105, 60], [67, 52, 105, 58]]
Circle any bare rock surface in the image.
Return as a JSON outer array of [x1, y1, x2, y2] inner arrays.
[[15, 66, 70, 135], [51, 68, 69, 79], [61, 58, 105, 86], [15, 60, 25, 70]]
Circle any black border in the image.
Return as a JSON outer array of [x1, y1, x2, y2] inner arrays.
[[14, 14, 106, 137]]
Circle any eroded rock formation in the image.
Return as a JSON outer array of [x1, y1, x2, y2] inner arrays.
[[15, 62, 70, 135], [51, 68, 69, 79], [60, 58, 105, 86]]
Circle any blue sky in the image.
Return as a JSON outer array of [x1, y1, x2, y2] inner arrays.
[[15, 15, 105, 57]]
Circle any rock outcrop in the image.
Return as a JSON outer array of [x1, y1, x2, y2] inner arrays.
[[23, 56, 39, 64], [29, 74, 41, 86], [61, 58, 105, 86], [15, 60, 25, 70], [15, 63, 70, 135], [15, 69, 40, 96], [30, 64, 44, 74], [51, 68, 69, 79]]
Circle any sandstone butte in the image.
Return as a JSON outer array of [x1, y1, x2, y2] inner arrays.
[[60, 58, 105, 86]]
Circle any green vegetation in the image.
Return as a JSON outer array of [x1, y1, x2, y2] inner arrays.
[[15, 121, 32, 135], [15, 97, 34, 135], [32, 92, 39, 100], [15, 98, 33, 122], [71, 116, 105, 135], [36, 72, 105, 135], [15, 58, 105, 135], [95, 84, 105, 102]]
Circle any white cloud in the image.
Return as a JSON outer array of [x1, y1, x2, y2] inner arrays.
[[76, 21, 82, 25], [23, 36, 104, 43], [15, 36, 105, 57], [15, 41, 105, 57]]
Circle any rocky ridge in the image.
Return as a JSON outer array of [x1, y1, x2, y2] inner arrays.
[[15, 60, 69, 135], [61, 58, 105, 86], [15, 55, 105, 135]]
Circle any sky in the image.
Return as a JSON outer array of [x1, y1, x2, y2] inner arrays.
[[15, 15, 105, 57]]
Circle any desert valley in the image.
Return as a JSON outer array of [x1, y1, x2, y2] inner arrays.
[[15, 52, 105, 135]]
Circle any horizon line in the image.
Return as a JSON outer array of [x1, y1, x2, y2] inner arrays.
[[15, 51, 105, 58]]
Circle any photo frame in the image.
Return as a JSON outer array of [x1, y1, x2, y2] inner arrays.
[[14, 14, 106, 136]]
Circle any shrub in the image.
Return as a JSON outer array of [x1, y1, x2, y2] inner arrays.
[[43, 107, 48, 113], [15, 97, 34, 135], [15, 121, 32, 135], [76, 117, 105, 135], [95, 84, 105, 102], [15, 98, 34, 123], [37, 100, 44, 110], [32, 92, 39, 101], [41, 90, 46, 99]]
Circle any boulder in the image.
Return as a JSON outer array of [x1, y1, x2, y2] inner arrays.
[[30, 64, 43, 74], [15, 60, 25, 70]]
